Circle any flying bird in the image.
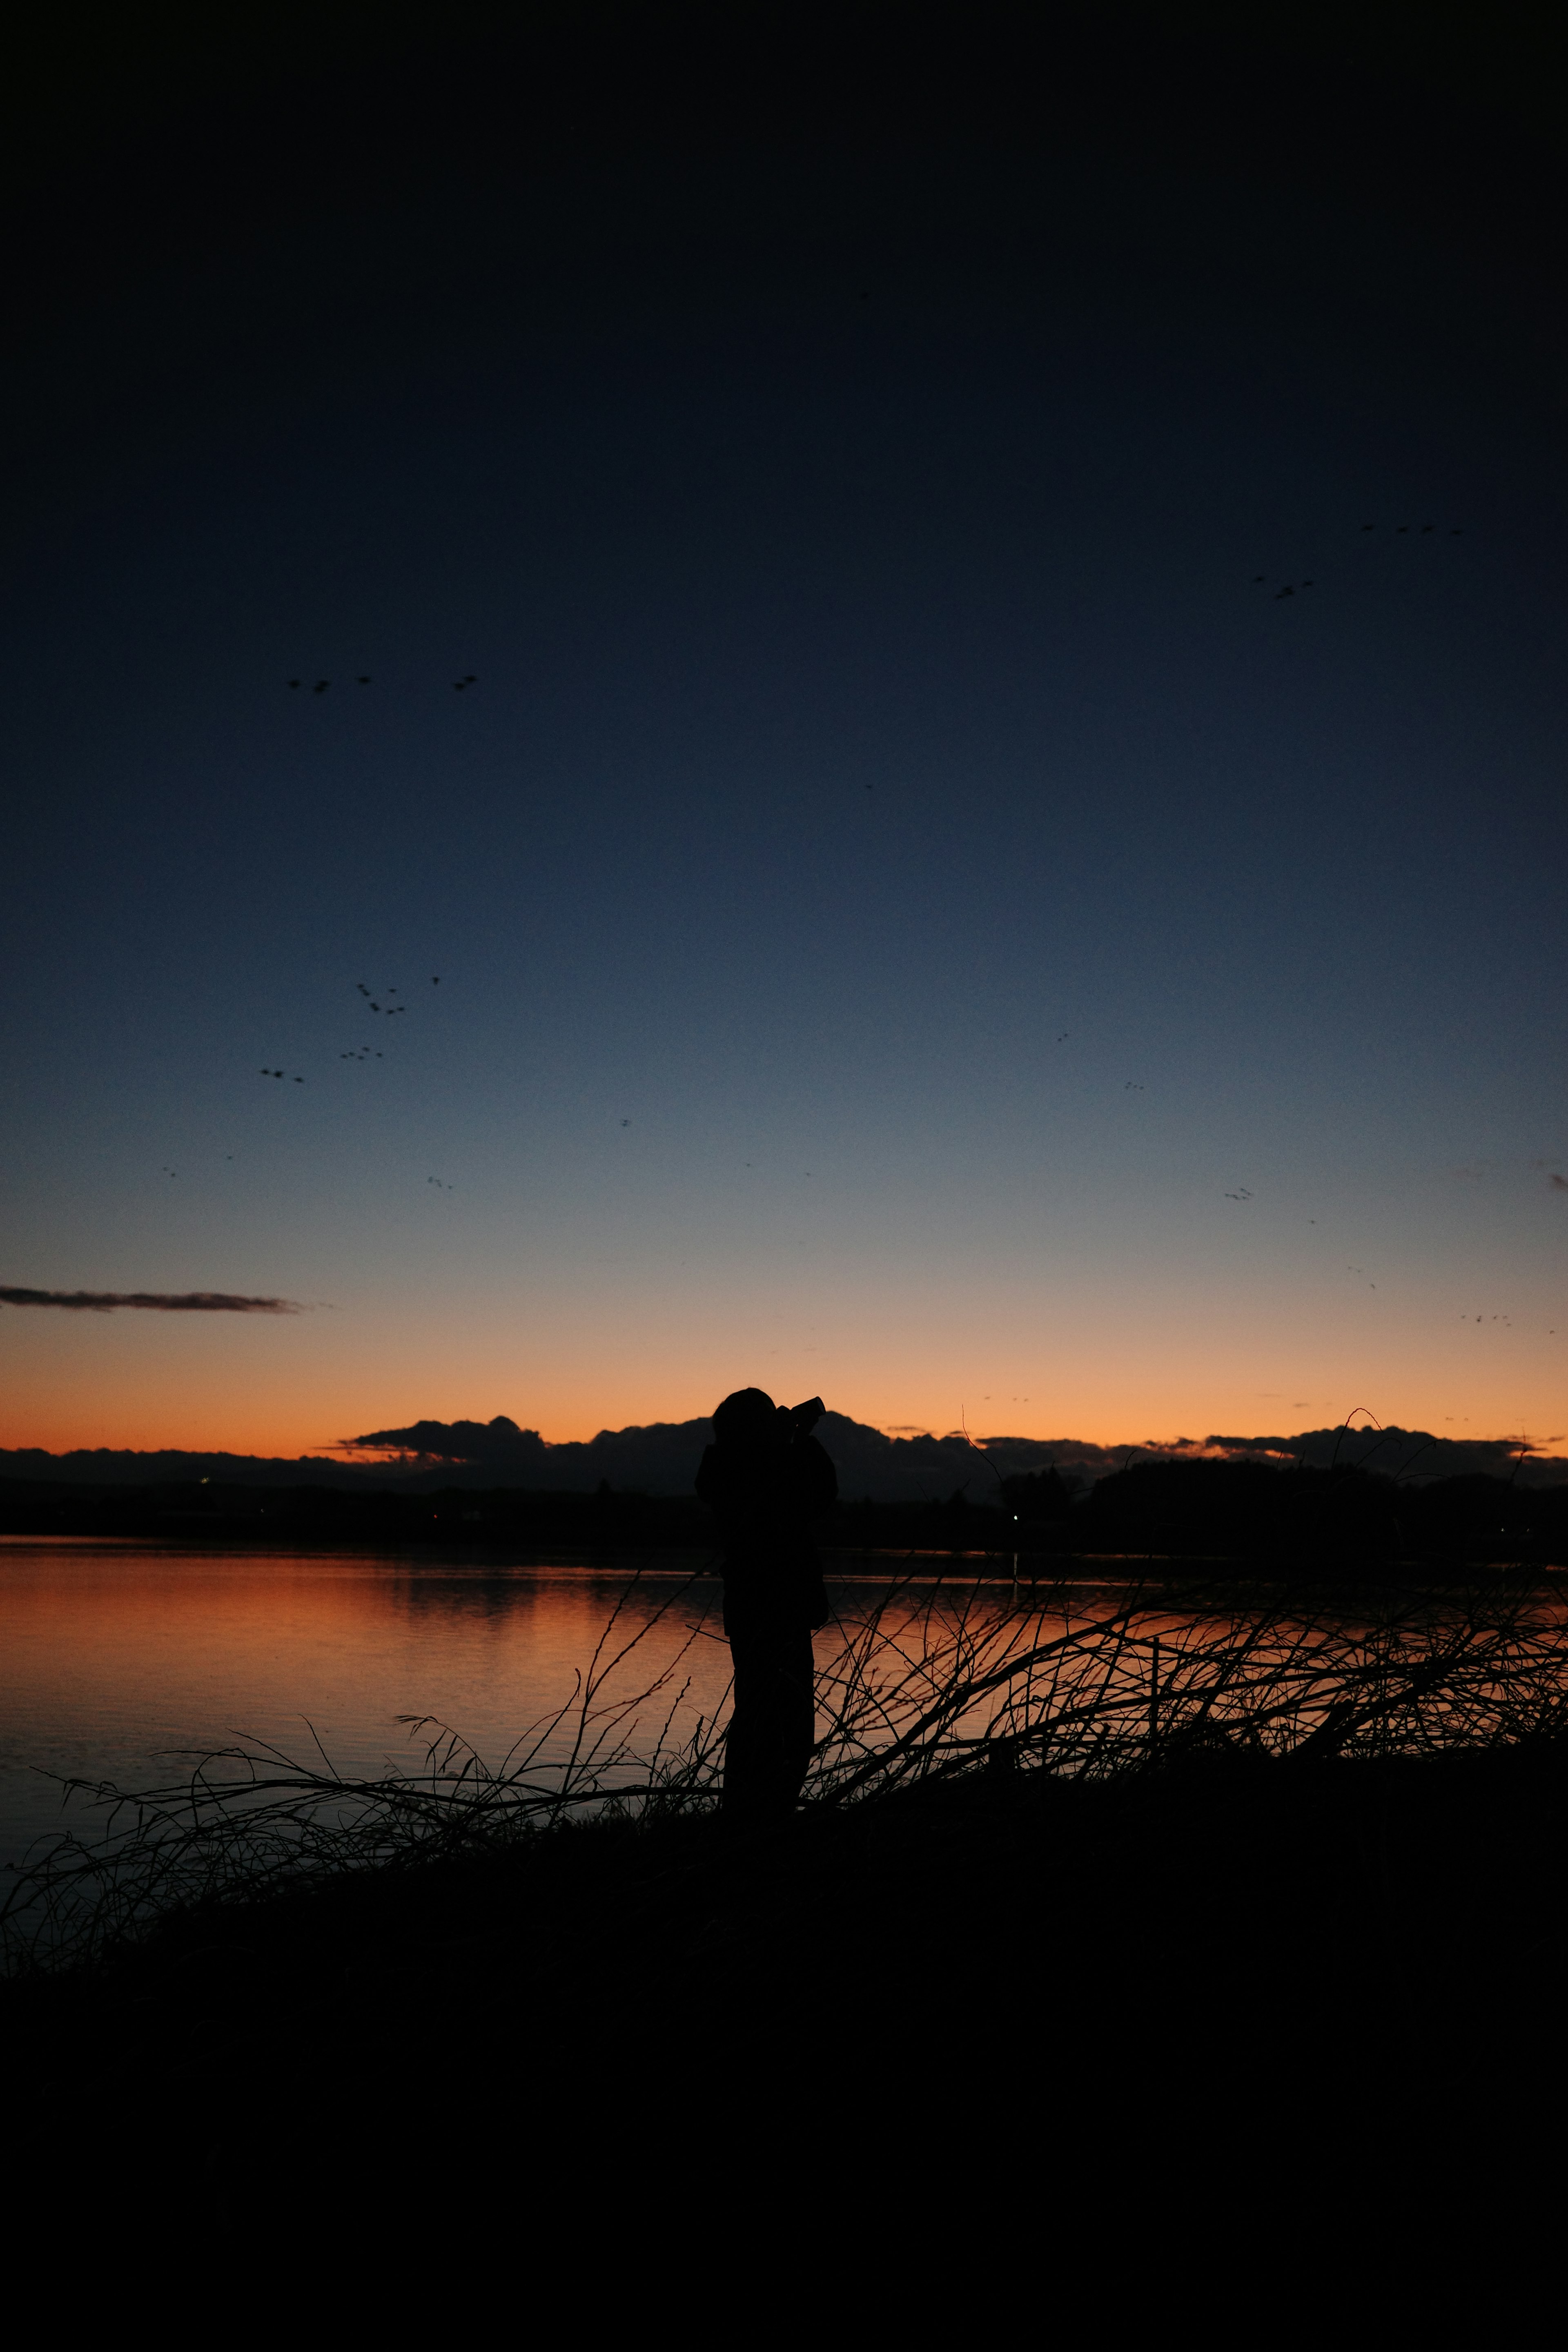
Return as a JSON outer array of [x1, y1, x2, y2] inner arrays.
[[287, 678, 301, 687], [1360, 523, 1374, 531], [313, 680, 330, 692], [357, 675, 371, 684], [432, 976, 441, 984], [1223, 1188, 1254, 1200], [1274, 586, 1294, 599]]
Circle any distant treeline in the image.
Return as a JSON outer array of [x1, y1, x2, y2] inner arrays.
[[1001, 1456, 1568, 1568], [2, 1454, 1563, 1570]]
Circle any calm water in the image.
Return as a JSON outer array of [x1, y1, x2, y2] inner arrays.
[[0, 1540, 758, 1864], [2, 1539, 1541, 1874], [3, 1538, 1071, 1864]]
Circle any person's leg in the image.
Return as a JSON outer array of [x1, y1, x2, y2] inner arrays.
[[736, 1628, 817, 1811], [724, 1636, 768, 1813], [725, 1622, 818, 1813], [777, 1626, 817, 1806]]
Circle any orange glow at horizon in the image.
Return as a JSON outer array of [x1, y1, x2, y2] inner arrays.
[[2, 1298, 1559, 1459]]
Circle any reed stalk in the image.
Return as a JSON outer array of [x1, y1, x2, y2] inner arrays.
[[5, 1565, 1566, 1974]]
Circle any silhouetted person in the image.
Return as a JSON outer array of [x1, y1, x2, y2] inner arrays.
[[696, 1388, 837, 1817]]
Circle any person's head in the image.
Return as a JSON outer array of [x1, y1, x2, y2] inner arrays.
[[712, 1387, 777, 1445]]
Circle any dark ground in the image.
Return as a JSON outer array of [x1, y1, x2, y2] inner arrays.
[[5, 1742, 1567, 2263]]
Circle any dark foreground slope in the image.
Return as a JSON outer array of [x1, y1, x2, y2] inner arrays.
[[6, 1744, 1568, 2248]]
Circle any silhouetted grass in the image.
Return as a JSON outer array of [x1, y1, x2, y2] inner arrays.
[[6, 1564, 1567, 1974]]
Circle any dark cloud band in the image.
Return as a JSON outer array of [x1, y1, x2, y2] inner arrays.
[[0, 1287, 305, 1313], [333, 1412, 1568, 1493]]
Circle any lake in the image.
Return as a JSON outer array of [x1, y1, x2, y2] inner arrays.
[[2, 1537, 1080, 1867], [0, 1540, 737, 1865], [7, 1539, 1548, 1883]]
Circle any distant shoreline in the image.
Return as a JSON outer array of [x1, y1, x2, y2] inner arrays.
[[2, 1467, 1564, 1579]]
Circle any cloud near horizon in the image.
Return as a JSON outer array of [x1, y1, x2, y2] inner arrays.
[[334, 1412, 1568, 1494], [0, 1287, 306, 1313]]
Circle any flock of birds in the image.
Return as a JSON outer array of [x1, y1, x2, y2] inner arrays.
[[247, 975, 458, 1194], [241, 521, 1535, 1337], [284, 521, 1468, 715], [222, 952, 1547, 1335], [259, 977, 445, 1085], [1252, 519, 1462, 601]]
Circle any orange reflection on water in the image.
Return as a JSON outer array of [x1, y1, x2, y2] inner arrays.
[[0, 1544, 730, 1861]]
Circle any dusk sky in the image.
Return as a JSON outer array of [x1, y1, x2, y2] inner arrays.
[[3, 4, 1565, 1460]]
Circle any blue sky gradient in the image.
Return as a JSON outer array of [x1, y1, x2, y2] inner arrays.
[[3, 26, 1564, 1453]]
